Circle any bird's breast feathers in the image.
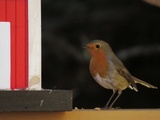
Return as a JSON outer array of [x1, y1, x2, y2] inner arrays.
[[89, 54, 109, 78], [93, 73, 114, 89]]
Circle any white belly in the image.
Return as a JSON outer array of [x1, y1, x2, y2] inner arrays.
[[93, 73, 114, 89]]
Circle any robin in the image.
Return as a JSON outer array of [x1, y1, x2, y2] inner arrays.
[[85, 40, 157, 109]]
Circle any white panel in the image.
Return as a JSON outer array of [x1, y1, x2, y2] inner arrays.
[[0, 22, 10, 89], [28, 0, 41, 90]]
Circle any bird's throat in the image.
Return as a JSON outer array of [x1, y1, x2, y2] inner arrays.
[[89, 52, 109, 78]]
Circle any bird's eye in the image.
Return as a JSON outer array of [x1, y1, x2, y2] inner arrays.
[[95, 44, 101, 48]]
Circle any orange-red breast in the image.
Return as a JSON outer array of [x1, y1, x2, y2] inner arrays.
[[86, 40, 157, 109]]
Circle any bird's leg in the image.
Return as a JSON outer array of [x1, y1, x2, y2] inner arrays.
[[108, 90, 122, 109], [104, 90, 117, 109]]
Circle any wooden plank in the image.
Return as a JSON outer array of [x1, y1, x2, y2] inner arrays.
[[0, 110, 159, 120], [28, 0, 41, 90], [0, 90, 72, 111]]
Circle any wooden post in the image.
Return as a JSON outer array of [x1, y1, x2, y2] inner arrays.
[[28, 0, 41, 90]]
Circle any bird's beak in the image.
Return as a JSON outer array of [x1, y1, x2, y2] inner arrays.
[[82, 46, 87, 49], [83, 44, 91, 49]]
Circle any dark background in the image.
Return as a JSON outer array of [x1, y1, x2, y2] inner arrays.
[[42, 0, 160, 109]]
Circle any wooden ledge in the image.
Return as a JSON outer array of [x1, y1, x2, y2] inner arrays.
[[0, 109, 160, 120]]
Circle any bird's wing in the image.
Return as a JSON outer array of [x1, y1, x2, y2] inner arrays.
[[107, 50, 138, 91], [107, 50, 124, 68], [117, 68, 138, 92]]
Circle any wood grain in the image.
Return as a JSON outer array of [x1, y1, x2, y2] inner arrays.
[[0, 109, 159, 120]]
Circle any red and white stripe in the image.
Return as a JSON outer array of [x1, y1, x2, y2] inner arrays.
[[0, 0, 41, 90]]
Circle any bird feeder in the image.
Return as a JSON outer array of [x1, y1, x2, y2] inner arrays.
[[0, 0, 72, 112]]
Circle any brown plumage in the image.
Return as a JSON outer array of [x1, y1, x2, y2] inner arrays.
[[86, 40, 157, 109]]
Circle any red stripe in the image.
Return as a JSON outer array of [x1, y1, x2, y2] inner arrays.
[[6, 0, 16, 89], [0, 0, 6, 21], [15, 0, 28, 88], [25, 0, 28, 87], [0, 0, 28, 89]]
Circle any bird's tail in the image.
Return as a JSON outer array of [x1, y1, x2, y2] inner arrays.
[[132, 76, 158, 89]]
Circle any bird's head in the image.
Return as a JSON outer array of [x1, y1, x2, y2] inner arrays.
[[85, 40, 112, 57]]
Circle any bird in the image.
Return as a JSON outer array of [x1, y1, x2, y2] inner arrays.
[[85, 40, 157, 109]]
